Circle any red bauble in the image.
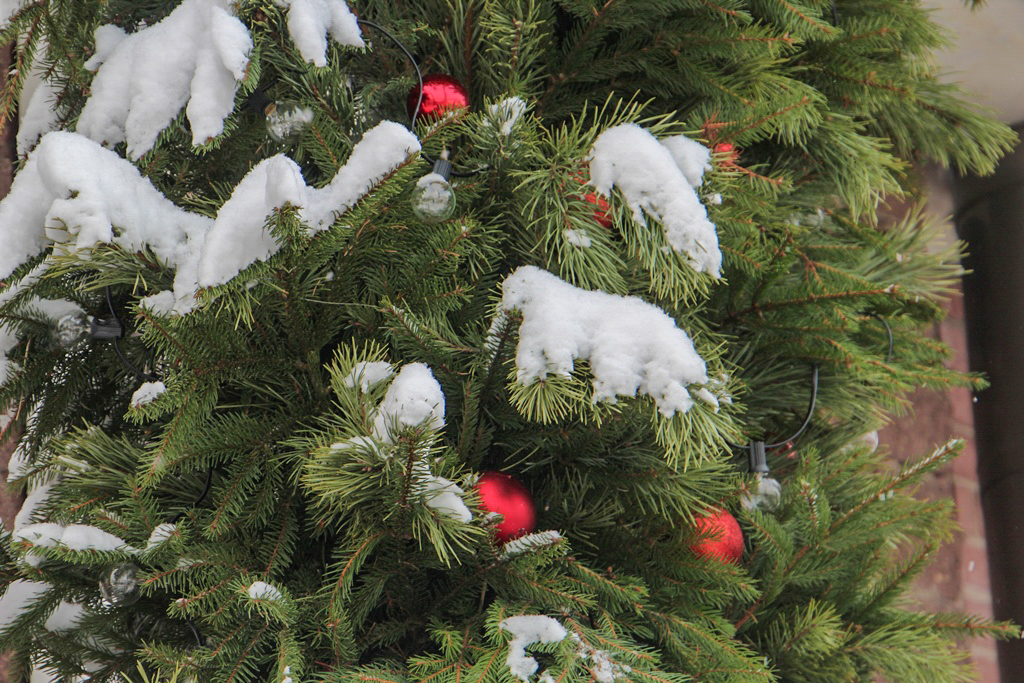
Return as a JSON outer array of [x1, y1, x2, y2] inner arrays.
[[407, 74, 470, 122], [582, 191, 612, 229], [713, 142, 739, 166], [570, 172, 612, 228], [477, 471, 536, 543], [691, 509, 744, 564]]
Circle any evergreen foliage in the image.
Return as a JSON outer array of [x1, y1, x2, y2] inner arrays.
[[0, 0, 1018, 682]]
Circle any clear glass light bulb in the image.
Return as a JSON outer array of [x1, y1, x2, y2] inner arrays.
[[265, 101, 313, 143], [99, 562, 141, 607], [53, 311, 91, 349], [741, 474, 782, 513], [411, 172, 456, 222]]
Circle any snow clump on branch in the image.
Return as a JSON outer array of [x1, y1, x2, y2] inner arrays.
[[371, 363, 473, 523], [499, 615, 569, 681], [197, 121, 420, 288], [0, 121, 418, 315], [77, 0, 253, 160], [0, 132, 212, 314], [272, 0, 364, 66], [499, 266, 709, 417], [588, 124, 720, 277]]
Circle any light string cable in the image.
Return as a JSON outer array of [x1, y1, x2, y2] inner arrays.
[[102, 285, 157, 382], [868, 311, 894, 362], [727, 363, 819, 472], [355, 19, 488, 177], [736, 308, 892, 472], [734, 364, 818, 478]]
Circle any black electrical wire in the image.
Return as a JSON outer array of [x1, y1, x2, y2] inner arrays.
[[868, 312, 894, 362], [764, 364, 818, 449], [186, 619, 205, 647], [728, 363, 820, 452], [355, 19, 424, 126], [170, 466, 214, 524], [355, 19, 488, 178], [103, 286, 157, 382]]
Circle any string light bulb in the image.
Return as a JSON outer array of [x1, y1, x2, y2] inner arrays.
[[741, 441, 782, 512], [53, 311, 91, 349], [265, 100, 313, 143], [411, 149, 456, 222], [99, 562, 141, 607]]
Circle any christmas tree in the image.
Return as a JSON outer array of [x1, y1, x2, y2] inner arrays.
[[0, 0, 1018, 682]]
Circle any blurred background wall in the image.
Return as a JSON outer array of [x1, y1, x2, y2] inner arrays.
[[882, 1, 1024, 680]]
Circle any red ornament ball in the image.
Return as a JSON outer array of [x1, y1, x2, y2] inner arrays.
[[691, 508, 744, 564], [477, 471, 536, 543], [713, 142, 739, 166], [407, 74, 470, 122], [570, 172, 612, 229], [582, 191, 612, 229]]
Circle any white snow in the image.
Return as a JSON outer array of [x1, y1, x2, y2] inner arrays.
[[660, 134, 712, 189], [13, 478, 57, 532], [501, 531, 563, 558], [59, 524, 134, 552], [342, 361, 394, 392], [272, 0, 364, 67], [499, 266, 708, 417], [571, 634, 631, 683], [18, 52, 61, 155], [247, 581, 283, 601], [0, 580, 47, 628], [43, 601, 85, 632], [499, 615, 568, 681], [371, 362, 445, 442], [131, 381, 166, 408], [145, 522, 178, 550], [488, 96, 527, 136], [0, 326, 16, 385], [419, 472, 472, 523], [197, 120, 419, 287], [0, 132, 213, 314], [29, 664, 59, 683], [197, 155, 304, 287], [563, 229, 592, 248], [0, 121, 416, 316], [589, 124, 721, 277], [349, 363, 469, 523], [329, 435, 381, 456], [77, 0, 253, 159], [0, 0, 25, 28], [14, 523, 134, 553], [693, 387, 720, 411], [26, 298, 84, 323], [6, 441, 29, 483], [13, 523, 66, 551]]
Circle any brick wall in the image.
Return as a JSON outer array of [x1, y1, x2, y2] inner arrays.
[[878, 167, 1000, 682]]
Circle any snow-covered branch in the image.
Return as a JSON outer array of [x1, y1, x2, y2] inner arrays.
[[274, 0, 364, 66], [77, 0, 253, 159], [499, 266, 708, 417], [589, 124, 720, 277]]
